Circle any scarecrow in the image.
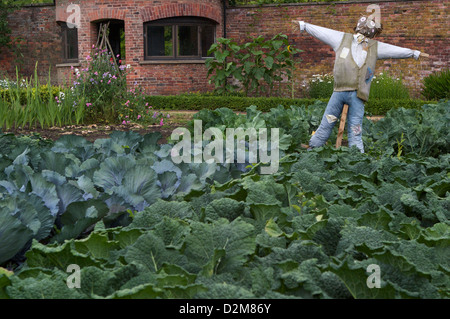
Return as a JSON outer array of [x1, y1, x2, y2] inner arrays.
[[292, 16, 429, 152]]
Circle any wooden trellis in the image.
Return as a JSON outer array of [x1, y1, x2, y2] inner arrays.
[[95, 21, 119, 70]]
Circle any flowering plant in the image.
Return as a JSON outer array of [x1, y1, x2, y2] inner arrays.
[[65, 45, 168, 126], [68, 45, 131, 123], [118, 86, 169, 126]]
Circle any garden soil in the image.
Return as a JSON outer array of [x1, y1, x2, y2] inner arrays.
[[2, 111, 196, 143], [3, 123, 179, 143]]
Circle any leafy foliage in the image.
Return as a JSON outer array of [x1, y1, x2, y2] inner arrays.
[[206, 34, 302, 96], [421, 69, 450, 101], [0, 100, 449, 299], [308, 72, 410, 100]]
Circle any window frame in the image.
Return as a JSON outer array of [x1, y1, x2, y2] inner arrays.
[[144, 17, 216, 61], [60, 22, 79, 63]]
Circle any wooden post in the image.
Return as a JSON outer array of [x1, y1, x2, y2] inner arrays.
[[335, 104, 349, 149]]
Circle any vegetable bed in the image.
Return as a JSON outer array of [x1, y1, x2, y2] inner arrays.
[[0, 100, 449, 299]]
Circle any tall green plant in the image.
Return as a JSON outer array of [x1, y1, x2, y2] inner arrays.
[[206, 34, 302, 97], [0, 63, 75, 130], [240, 34, 301, 96], [69, 47, 128, 123], [205, 38, 243, 95]]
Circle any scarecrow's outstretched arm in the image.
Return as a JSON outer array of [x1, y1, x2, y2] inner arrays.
[[292, 20, 344, 52], [377, 41, 425, 60]]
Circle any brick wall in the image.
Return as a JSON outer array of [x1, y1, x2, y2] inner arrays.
[[1, 4, 61, 84], [226, 0, 449, 98], [54, 0, 224, 94], [1, 0, 224, 93], [1, 0, 448, 98]]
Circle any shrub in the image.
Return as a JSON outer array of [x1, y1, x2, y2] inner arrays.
[[205, 34, 301, 97], [307, 72, 410, 100], [308, 73, 334, 99], [370, 72, 410, 100], [0, 84, 62, 105], [118, 87, 168, 126], [421, 69, 450, 100], [66, 46, 167, 125], [68, 46, 129, 123]]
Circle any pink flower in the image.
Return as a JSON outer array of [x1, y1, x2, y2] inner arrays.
[[159, 118, 164, 126], [137, 115, 141, 120], [122, 120, 127, 125], [86, 103, 92, 107]]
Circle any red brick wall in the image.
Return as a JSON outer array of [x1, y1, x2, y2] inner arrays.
[[1, 4, 61, 84], [54, 0, 224, 94], [226, 0, 449, 98], [1, 0, 448, 98]]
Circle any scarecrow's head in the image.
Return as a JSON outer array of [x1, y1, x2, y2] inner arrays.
[[354, 16, 383, 38]]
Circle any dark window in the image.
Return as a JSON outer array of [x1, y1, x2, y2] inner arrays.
[[144, 17, 216, 60], [60, 22, 79, 62]]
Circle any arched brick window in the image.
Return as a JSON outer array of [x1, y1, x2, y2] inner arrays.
[[144, 17, 216, 60]]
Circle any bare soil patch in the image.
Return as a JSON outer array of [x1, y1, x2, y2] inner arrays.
[[2, 111, 195, 143]]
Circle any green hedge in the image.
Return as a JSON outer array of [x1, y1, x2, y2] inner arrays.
[[145, 95, 434, 116], [0, 85, 63, 104]]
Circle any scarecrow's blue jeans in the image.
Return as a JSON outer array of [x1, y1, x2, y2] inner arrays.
[[309, 90, 365, 153]]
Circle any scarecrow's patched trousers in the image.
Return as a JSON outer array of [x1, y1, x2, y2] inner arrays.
[[309, 90, 365, 153]]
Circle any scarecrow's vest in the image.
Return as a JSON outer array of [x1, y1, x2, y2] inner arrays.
[[333, 33, 378, 102]]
